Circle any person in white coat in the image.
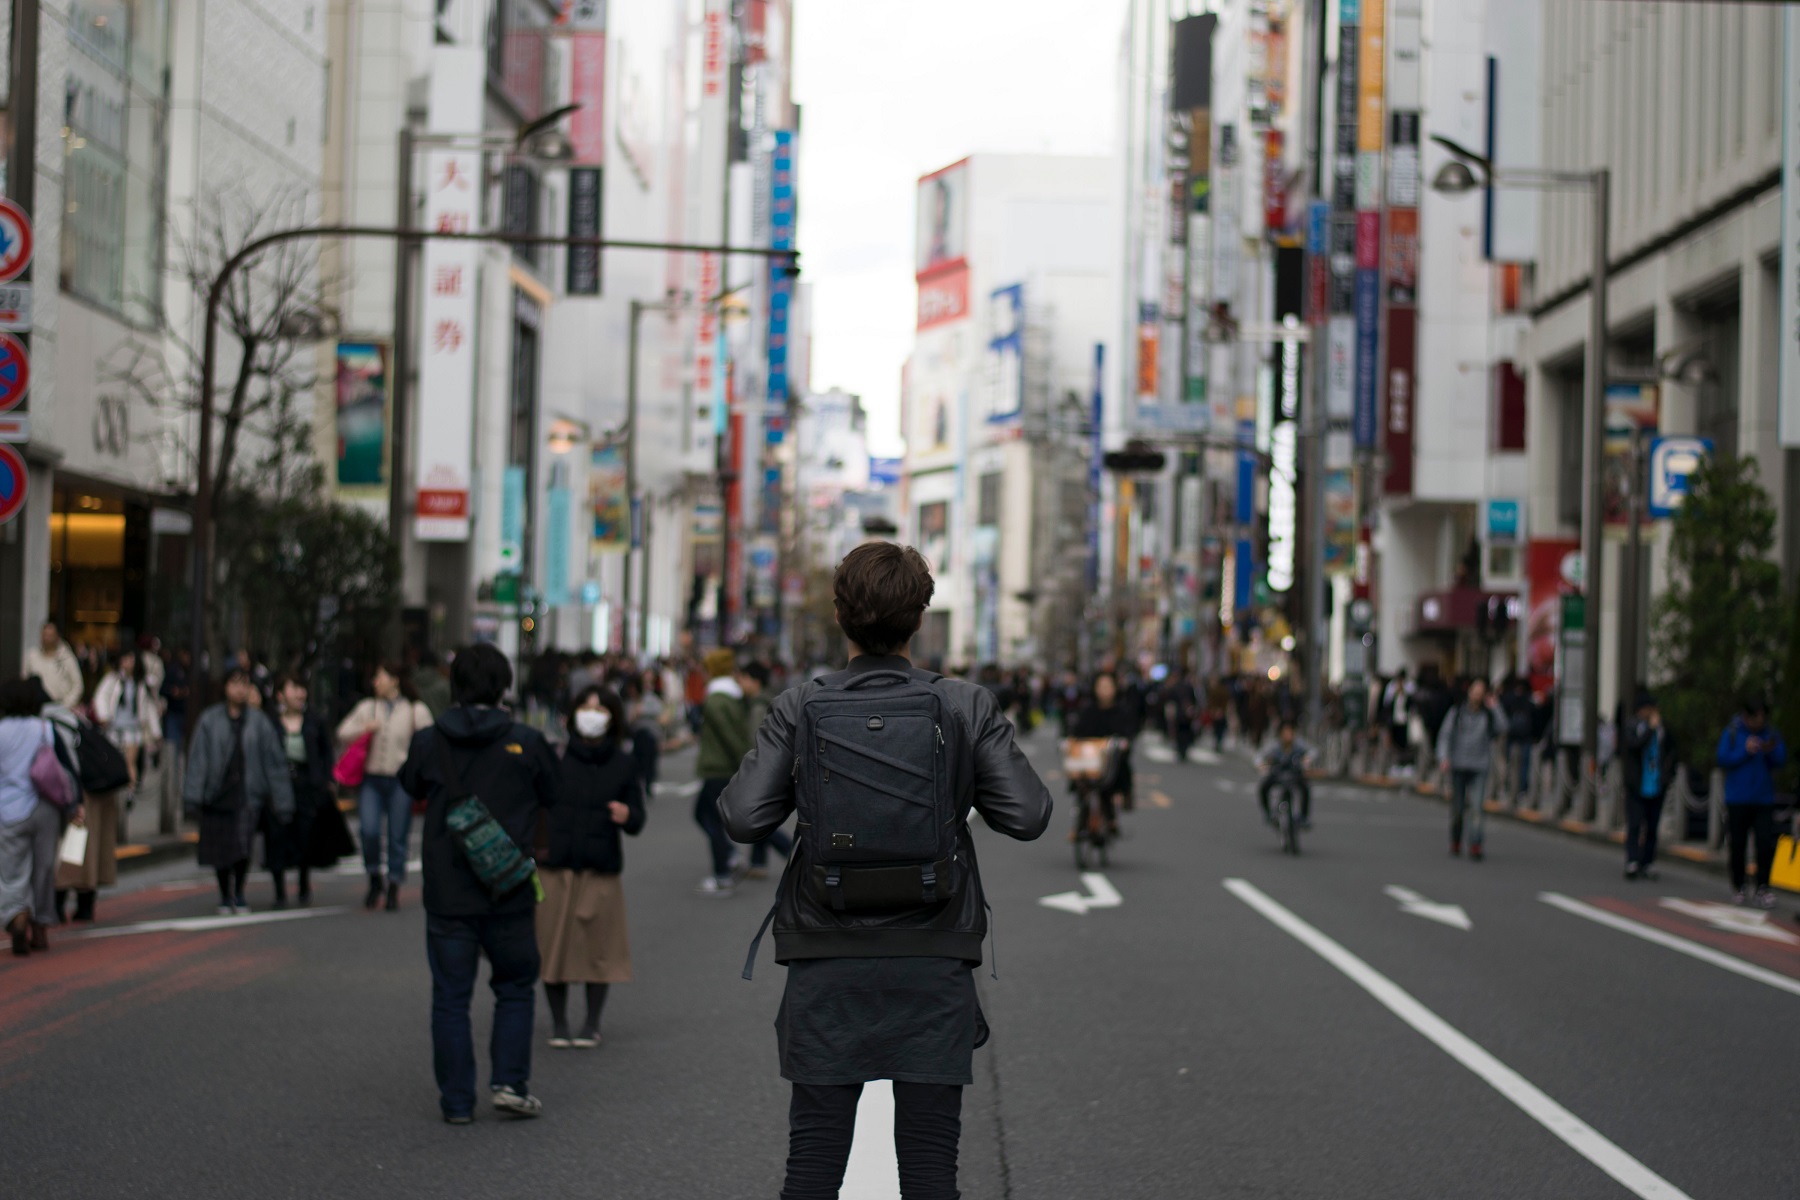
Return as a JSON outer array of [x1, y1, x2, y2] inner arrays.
[[23, 622, 84, 711], [92, 648, 159, 796]]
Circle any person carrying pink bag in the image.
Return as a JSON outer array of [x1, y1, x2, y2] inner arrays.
[[337, 662, 434, 911]]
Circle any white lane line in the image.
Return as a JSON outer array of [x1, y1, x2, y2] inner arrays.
[[841, 1079, 900, 1199], [71, 907, 351, 939], [1225, 879, 1693, 1200], [1383, 885, 1472, 931], [1540, 892, 1800, 999]]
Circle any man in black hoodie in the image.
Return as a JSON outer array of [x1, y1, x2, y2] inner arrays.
[[398, 644, 558, 1124], [721, 543, 1052, 1200]]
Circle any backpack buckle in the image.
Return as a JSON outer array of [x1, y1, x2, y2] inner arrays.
[[824, 866, 846, 912], [921, 863, 937, 903]]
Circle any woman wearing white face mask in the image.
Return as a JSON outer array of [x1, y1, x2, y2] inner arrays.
[[537, 686, 645, 1048]]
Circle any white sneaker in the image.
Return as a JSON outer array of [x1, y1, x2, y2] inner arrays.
[[696, 875, 735, 897], [491, 1085, 542, 1118], [1756, 888, 1777, 910], [216, 904, 236, 916]]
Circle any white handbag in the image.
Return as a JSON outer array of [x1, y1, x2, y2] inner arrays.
[[59, 822, 88, 867]]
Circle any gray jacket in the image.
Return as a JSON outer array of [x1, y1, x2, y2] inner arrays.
[[1436, 701, 1501, 772], [182, 703, 294, 821], [720, 655, 1052, 964]]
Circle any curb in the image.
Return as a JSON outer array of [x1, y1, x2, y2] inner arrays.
[[115, 834, 198, 874], [1342, 771, 1761, 885]]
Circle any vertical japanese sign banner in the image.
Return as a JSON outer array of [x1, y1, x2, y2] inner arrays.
[[693, 0, 729, 465], [415, 49, 481, 542], [544, 485, 571, 607], [335, 341, 388, 489], [415, 147, 479, 541], [1383, 5, 1421, 496], [1352, 0, 1384, 452], [567, 167, 602, 296], [590, 443, 630, 554], [766, 129, 796, 423]]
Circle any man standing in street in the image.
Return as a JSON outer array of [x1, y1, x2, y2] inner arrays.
[[25, 623, 84, 711], [693, 648, 750, 897], [1620, 690, 1675, 881], [720, 542, 1051, 1199], [1437, 676, 1501, 860], [397, 644, 558, 1124], [1717, 698, 1789, 909]]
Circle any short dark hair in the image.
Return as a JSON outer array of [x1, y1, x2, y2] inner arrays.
[[833, 542, 934, 656], [451, 643, 513, 706], [741, 661, 771, 688], [1741, 696, 1769, 717], [4, 677, 47, 717]]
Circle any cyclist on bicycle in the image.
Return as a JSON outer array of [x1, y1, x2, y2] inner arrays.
[[1256, 719, 1314, 829], [1069, 671, 1137, 837]]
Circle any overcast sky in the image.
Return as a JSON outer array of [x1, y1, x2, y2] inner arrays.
[[792, 0, 1128, 456]]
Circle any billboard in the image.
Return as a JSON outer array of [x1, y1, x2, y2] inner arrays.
[[1603, 383, 1659, 528], [985, 283, 1024, 428], [335, 341, 387, 489], [916, 160, 969, 278], [917, 264, 969, 330], [590, 442, 630, 553]]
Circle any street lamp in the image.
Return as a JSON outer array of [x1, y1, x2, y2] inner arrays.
[[1431, 134, 1611, 791]]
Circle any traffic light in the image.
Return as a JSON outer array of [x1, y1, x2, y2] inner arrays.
[[1103, 441, 1167, 473]]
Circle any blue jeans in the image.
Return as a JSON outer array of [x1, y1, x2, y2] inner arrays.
[[1508, 738, 1533, 797], [426, 911, 539, 1117], [695, 778, 735, 879], [1449, 769, 1490, 848], [750, 827, 794, 868], [359, 775, 411, 882]]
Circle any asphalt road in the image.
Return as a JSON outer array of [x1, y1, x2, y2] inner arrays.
[[2, 728, 1795, 1199]]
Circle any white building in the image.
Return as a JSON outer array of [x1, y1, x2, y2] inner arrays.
[[901, 153, 1119, 669]]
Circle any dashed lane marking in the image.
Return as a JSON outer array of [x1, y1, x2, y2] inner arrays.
[[841, 1079, 900, 1198], [1227, 879, 1694, 1200], [1540, 892, 1800, 999]]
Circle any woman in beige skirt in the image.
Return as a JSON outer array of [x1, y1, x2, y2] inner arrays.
[[538, 686, 645, 1048]]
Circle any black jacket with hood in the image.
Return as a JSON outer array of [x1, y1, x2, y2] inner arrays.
[[718, 655, 1053, 965], [543, 737, 646, 874], [397, 705, 559, 917]]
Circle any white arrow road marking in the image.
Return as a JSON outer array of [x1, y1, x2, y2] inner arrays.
[[1657, 898, 1800, 945], [1142, 743, 1176, 763], [71, 906, 351, 939], [1226, 879, 1694, 1200], [1541, 892, 1800, 999], [1039, 873, 1123, 915], [841, 1080, 900, 1199], [1188, 749, 1221, 765], [1385, 885, 1473, 930]]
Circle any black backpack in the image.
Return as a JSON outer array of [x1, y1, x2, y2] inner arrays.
[[793, 668, 964, 911], [75, 717, 131, 793]]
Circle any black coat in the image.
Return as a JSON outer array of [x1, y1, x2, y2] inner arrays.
[[544, 738, 645, 874], [1620, 718, 1677, 802], [397, 706, 560, 917]]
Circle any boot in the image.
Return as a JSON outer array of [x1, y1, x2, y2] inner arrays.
[[296, 868, 312, 907], [364, 874, 385, 910], [271, 871, 289, 911], [28, 920, 48, 951], [385, 881, 401, 912], [7, 911, 29, 956], [54, 889, 68, 923], [73, 890, 96, 922]]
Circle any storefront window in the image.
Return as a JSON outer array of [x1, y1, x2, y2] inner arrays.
[[60, 0, 168, 327]]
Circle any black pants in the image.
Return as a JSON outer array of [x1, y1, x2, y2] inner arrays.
[[1726, 805, 1779, 893], [1258, 776, 1311, 820], [1623, 792, 1664, 869], [694, 778, 735, 878], [781, 1081, 962, 1200]]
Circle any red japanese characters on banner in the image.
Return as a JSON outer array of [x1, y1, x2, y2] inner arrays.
[[1262, 129, 1287, 232], [916, 263, 970, 331]]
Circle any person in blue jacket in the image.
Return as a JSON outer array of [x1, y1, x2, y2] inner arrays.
[[1716, 699, 1788, 909]]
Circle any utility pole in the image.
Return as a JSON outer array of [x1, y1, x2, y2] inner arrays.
[[1301, 0, 1331, 735], [1579, 169, 1611, 793], [624, 299, 643, 655]]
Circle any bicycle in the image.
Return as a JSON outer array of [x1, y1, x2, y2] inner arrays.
[[1061, 737, 1124, 871], [1266, 766, 1304, 856]]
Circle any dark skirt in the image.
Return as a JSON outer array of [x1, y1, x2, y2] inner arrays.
[[265, 775, 353, 871], [776, 957, 987, 1087], [197, 803, 257, 869]]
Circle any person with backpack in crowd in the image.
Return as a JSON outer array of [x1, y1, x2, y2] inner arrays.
[[337, 661, 435, 912], [537, 686, 644, 1050], [93, 647, 157, 802], [693, 648, 751, 897], [0, 679, 79, 955], [1717, 698, 1789, 908], [42, 675, 123, 926], [720, 542, 1052, 1200], [184, 667, 294, 915], [1499, 675, 1536, 803], [1436, 675, 1501, 860], [1619, 690, 1675, 882], [397, 644, 559, 1123]]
